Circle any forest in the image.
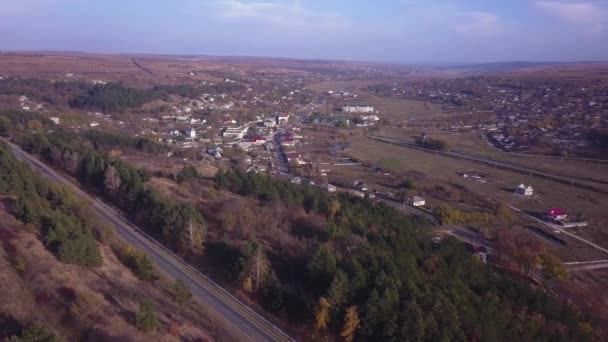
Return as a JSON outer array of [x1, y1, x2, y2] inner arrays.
[[213, 169, 592, 341], [0, 111, 595, 341], [0, 142, 102, 267]]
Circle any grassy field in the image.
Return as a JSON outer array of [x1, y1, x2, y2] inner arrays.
[[346, 136, 608, 252], [377, 127, 608, 184]]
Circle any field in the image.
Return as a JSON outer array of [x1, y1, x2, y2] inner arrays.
[[377, 127, 608, 184], [346, 136, 608, 256]]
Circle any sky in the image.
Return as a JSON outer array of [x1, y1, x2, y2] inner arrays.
[[1, 0, 607, 63]]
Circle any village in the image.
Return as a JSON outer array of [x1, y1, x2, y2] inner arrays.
[[367, 75, 608, 158]]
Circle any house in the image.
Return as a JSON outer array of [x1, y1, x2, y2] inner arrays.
[[545, 208, 568, 221], [277, 113, 290, 125], [408, 196, 426, 207], [184, 128, 196, 139], [285, 152, 302, 163], [280, 136, 296, 147], [90, 121, 100, 127], [515, 184, 534, 196], [347, 189, 365, 198], [222, 125, 250, 140], [50, 117, 60, 125], [264, 119, 277, 128], [342, 104, 374, 113], [324, 183, 337, 193], [207, 147, 223, 159], [249, 135, 266, 145]]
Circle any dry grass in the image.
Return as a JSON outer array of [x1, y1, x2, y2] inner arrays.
[[0, 204, 218, 341], [377, 127, 608, 184], [346, 136, 608, 250]]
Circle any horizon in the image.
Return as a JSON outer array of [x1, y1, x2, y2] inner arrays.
[[1, 0, 608, 63], [1, 49, 608, 67]]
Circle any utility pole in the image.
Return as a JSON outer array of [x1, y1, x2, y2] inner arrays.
[[256, 246, 260, 292], [189, 218, 194, 248]]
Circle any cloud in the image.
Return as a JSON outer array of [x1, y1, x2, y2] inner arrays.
[[0, 0, 81, 17], [452, 11, 505, 37], [536, 1, 606, 32], [214, 0, 346, 29]]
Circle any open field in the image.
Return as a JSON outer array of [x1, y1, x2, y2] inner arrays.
[[346, 136, 608, 252], [377, 127, 608, 184]]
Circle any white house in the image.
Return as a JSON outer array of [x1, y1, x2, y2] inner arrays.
[[408, 196, 426, 207], [342, 105, 374, 113], [50, 117, 60, 125], [325, 183, 337, 193], [277, 113, 290, 125], [515, 184, 534, 196], [90, 121, 100, 127]]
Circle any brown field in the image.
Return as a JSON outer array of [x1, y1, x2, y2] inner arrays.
[[346, 136, 608, 254]]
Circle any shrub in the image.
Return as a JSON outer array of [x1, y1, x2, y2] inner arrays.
[[135, 301, 159, 332]]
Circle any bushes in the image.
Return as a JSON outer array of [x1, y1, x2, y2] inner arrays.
[[120, 248, 158, 282], [135, 301, 159, 332], [171, 278, 192, 305], [176, 165, 199, 184], [415, 136, 448, 151]]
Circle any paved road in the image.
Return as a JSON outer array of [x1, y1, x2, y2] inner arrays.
[[366, 134, 608, 195], [6, 140, 293, 342]]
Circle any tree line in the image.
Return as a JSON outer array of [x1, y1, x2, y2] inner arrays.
[[415, 136, 449, 151], [0, 142, 102, 267], [0, 113, 206, 258]]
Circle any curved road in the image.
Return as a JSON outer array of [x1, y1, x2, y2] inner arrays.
[[6, 140, 293, 342]]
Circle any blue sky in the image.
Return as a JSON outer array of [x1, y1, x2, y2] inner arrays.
[[1, 0, 607, 63]]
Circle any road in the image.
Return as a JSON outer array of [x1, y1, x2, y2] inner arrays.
[[508, 205, 608, 257], [6, 140, 293, 342], [366, 134, 608, 195]]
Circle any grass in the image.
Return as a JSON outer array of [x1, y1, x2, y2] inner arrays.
[[377, 126, 608, 184], [346, 136, 608, 248]]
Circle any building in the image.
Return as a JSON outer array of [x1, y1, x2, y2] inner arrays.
[[342, 104, 374, 113], [264, 119, 277, 128], [207, 147, 223, 159], [222, 125, 250, 140], [515, 184, 534, 196], [545, 208, 568, 221], [408, 196, 426, 207], [184, 128, 196, 139], [249, 135, 266, 145], [277, 113, 290, 125], [324, 183, 337, 193], [50, 117, 60, 125]]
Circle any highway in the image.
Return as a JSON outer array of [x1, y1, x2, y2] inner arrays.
[[366, 134, 608, 195], [5, 140, 293, 342]]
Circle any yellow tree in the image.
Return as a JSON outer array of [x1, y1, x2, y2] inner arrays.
[[340, 306, 360, 342], [314, 297, 331, 331]]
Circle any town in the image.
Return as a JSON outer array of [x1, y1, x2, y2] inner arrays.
[[0, 52, 607, 341]]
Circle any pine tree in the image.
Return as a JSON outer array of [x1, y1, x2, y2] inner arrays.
[[136, 300, 159, 332]]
